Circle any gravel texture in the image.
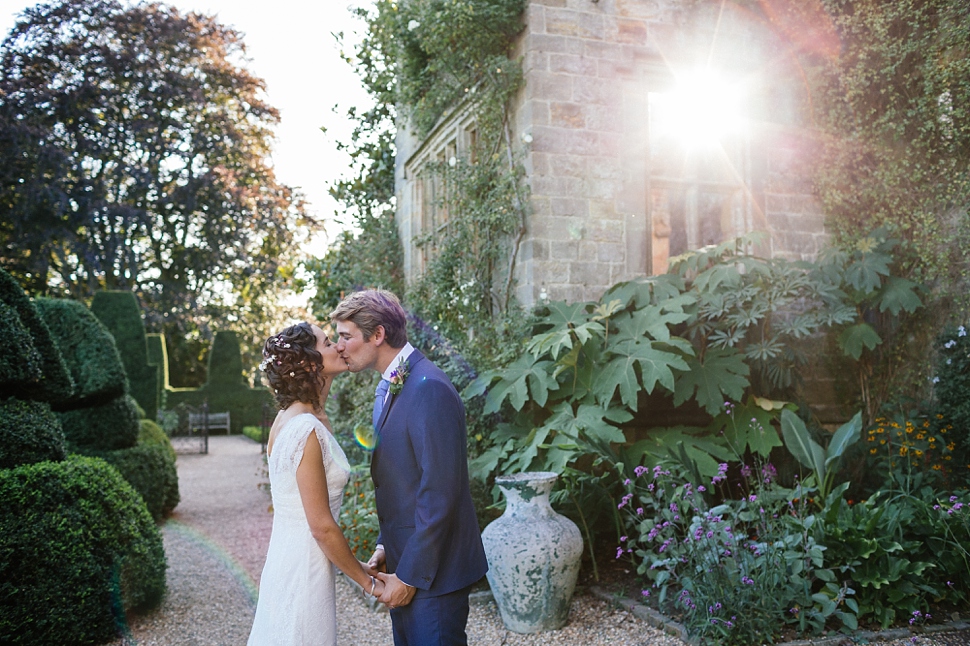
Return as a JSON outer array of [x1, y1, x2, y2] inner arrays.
[[109, 435, 967, 646]]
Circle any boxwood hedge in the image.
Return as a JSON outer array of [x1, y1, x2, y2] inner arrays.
[[0, 300, 44, 394], [0, 455, 166, 645], [35, 298, 128, 407], [90, 292, 159, 420], [0, 398, 66, 469], [57, 395, 141, 452], [0, 268, 73, 402]]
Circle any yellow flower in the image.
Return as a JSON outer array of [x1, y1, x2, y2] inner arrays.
[[900, 446, 909, 456], [870, 448, 878, 454], [932, 464, 942, 471], [880, 439, 887, 445], [948, 442, 956, 451], [914, 450, 923, 457]]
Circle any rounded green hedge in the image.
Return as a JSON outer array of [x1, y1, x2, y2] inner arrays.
[[0, 455, 166, 645], [57, 395, 141, 451], [0, 398, 66, 469], [92, 422, 180, 521], [0, 268, 74, 402], [0, 300, 44, 390], [35, 298, 127, 406]]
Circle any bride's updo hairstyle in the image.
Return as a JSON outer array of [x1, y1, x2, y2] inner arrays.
[[260, 322, 324, 411]]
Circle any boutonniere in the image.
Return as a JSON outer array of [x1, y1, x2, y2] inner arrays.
[[388, 358, 410, 395]]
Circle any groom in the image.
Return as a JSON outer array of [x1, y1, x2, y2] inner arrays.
[[331, 289, 488, 646]]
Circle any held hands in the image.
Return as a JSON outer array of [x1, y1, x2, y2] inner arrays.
[[367, 575, 386, 599], [375, 572, 416, 610], [365, 546, 386, 574]]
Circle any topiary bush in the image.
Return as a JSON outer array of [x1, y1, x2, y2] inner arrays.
[[57, 395, 141, 452], [85, 419, 179, 521], [0, 398, 66, 469], [90, 291, 159, 420], [0, 455, 166, 645], [0, 269, 74, 402], [34, 298, 127, 407], [165, 329, 273, 433], [0, 300, 44, 391], [207, 330, 245, 386]]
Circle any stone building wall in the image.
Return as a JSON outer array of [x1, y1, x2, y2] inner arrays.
[[395, 0, 829, 307]]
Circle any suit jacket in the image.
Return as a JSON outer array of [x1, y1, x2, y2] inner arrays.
[[371, 350, 488, 597]]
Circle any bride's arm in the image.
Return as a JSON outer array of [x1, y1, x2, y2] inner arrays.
[[296, 432, 385, 597]]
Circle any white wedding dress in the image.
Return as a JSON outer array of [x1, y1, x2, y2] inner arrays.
[[248, 414, 351, 646]]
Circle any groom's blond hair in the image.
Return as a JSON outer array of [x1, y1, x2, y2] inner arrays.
[[329, 289, 408, 348]]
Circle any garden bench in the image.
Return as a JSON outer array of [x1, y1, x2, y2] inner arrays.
[[188, 411, 231, 435]]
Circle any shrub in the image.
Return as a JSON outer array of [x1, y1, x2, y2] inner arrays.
[[0, 398, 66, 469], [338, 464, 380, 560], [58, 395, 141, 451], [207, 330, 245, 386], [90, 291, 159, 420], [934, 325, 970, 485], [35, 298, 127, 406], [95, 442, 179, 521], [0, 455, 166, 644], [146, 333, 169, 410], [139, 419, 176, 463], [0, 300, 44, 389], [242, 425, 267, 444], [0, 268, 74, 402], [618, 459, 856, 644]]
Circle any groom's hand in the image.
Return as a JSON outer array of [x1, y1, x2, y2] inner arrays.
[[366, 546, 386, 573], [375, 572, 416, 609]]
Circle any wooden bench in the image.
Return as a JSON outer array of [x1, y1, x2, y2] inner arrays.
[[188, 411, 231, 435]]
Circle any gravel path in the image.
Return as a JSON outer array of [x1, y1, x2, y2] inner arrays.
[[109, 435, 967, 646]]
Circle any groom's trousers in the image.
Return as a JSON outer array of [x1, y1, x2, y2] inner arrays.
[[388, 584, 473, 646]]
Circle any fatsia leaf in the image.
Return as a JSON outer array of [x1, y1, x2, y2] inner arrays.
[[673, 347, 750, 415], [844, 252, 891, 293], [481, 355, 558, 413], [838, 323, 881, 359], [877, 276, 922, 315], [709, 399, 783, 457], [627, 427, 732, 478]]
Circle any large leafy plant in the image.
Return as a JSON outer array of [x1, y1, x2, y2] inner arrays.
[[466, 232, 921, 482]]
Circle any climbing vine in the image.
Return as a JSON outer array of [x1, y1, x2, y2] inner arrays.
[[318, 0, 530, 372]]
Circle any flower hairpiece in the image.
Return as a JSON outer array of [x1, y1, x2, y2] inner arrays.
[[388, 357, 410, 395]]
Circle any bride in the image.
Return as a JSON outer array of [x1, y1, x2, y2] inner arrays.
[[248, 322, 384, 645]]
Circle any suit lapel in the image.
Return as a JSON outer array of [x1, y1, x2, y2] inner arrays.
[[374, 350, 426, 434]]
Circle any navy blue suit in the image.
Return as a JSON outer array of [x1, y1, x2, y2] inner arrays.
[[372, 350, 487, 645]]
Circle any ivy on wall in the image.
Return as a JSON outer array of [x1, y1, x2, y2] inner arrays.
[[315, 0, 529, 371]]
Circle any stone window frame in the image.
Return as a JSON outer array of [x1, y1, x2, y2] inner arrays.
[[644, 88, 758, 275], [404, 110, 478, 275]]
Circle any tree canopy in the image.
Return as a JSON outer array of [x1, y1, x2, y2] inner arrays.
[[0, 0, 315, 383]]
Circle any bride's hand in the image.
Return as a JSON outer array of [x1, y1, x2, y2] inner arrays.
[[371, 576, 386, 598]]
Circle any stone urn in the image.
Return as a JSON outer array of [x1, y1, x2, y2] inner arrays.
[[481, 471, 583, 633]]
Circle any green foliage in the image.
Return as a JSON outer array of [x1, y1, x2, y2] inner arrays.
[[0, 268, 73, 401], [35, 297, 127, 406], [0, 397, 66, 469], [319, 0, 530, 385], [0, 455, 166, 644], [338, 464, 380, 560], [205, 331, 245, 386], [819, 486, 970, 628], [242, 425, 267, 444], [933, 325, 970, 481], [781, 411, 863, 503], [618, 460, 856, 644], [93, 440, 179, 521], [810, 0, 970, 412], [164, 329, 273, 434], [90, 291, 159, 419], [146, 332, 169, 412], [0, 299, 44, 387], [0, 0, 313, 385], [58, 395, 141, 452]]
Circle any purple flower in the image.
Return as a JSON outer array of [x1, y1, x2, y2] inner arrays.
[[748, 494, 757, 502], [634, 465, 648, 477], [740, 464, 752, 478], [742, 576, 754, 585], [641, 589, 651, 597], [636, 507, 644, 515], [624, 479, 631, 486], [698, 485, 706, 492], [615, 547, 624, 559], [620, 535, 628, 542]]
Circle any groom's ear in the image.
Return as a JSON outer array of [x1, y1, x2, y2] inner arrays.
[[372, 325, 386, 346]]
